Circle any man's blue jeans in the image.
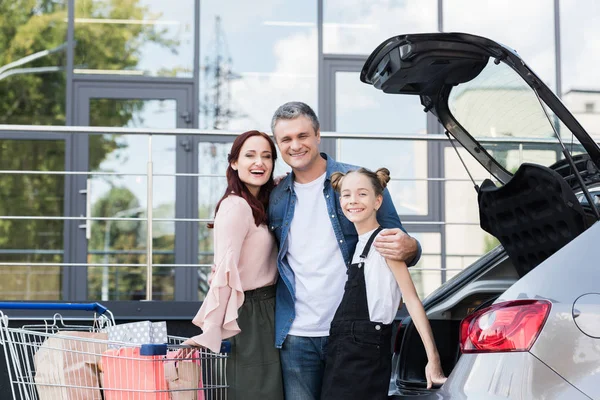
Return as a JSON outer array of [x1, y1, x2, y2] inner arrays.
[[280, 335, 329, 400]]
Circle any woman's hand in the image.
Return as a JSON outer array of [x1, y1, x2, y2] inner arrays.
[[175, 338, 203, 359], [208, 264, 216, 285], [425, 360, 447, 389]]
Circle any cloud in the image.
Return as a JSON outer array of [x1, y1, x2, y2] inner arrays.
[[225, 28, 318, 132], [558, 0, 600, 92], [323, 0, 438, 54]]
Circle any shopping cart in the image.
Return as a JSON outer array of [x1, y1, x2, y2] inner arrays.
[[0, 302, 230, 400]]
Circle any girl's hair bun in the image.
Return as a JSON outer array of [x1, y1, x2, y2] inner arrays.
[[375, 167, 390, 188], [330, 171, 346, 192]]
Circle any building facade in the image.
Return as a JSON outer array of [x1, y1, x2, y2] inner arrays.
[[0, 0, 598, 307]]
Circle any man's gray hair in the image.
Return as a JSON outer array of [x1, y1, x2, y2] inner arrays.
[[271, 101, 320, 134]]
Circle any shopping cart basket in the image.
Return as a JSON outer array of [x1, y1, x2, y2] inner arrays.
[[0, 302, 230, 400]]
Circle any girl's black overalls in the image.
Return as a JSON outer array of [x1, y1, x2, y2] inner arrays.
[[321, 227, 393, 400]]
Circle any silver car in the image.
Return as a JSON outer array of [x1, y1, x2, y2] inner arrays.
[[361, 33, 600, 399]]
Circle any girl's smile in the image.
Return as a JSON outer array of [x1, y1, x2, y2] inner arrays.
[[339, 172, 383, 234]]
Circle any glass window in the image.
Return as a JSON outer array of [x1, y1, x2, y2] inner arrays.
[[335, 71, 428, 215], [0, 139, 65, 300], [74, 0, 194, 77], [410, 232, 442, 299], [448, 59, 579, 173], [444, 0, 555, 90], [560, 0, 600, 138], [87, 99, 177, 300], [199, 0, 317, 131], [338, 139, 429, 215], [323, 0, 437, 55], [0, 1, 67, 125], [335, 71, 426, 135], [197, 141, 230, 300], [444, 145, 493, 275]]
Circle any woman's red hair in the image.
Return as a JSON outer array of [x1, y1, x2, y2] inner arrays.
[[212, 130, 277, 227]]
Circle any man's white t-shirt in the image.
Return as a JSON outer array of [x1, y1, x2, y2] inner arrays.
[[287, 172, 347, 336], [353, 228, 403, 324]]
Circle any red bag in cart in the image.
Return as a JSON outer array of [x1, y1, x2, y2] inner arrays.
[[100, 346, 169, 400]]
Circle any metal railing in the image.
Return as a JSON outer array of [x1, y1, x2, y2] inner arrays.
[[0, 124, 582, 300]]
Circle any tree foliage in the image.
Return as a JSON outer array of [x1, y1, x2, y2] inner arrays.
[[87, 186, 175, 300], [0, 0, 178, 300]]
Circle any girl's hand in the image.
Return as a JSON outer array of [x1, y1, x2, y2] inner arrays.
[[425, 360, 447, 389]]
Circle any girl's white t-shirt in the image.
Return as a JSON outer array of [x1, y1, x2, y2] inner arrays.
[[354, 227, 403, 324]]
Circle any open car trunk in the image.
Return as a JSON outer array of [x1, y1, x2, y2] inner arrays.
[[389, 248, 517, 397], [360, 33, 600, 397]]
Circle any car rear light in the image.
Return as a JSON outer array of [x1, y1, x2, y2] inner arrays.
[[460, 299, 551, 353]]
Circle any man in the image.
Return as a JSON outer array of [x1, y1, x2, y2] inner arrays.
[[268, 101, 421, 400]]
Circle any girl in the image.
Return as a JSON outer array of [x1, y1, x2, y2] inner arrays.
[[183, 130, 284, 400], [321, 167, 446, 400]]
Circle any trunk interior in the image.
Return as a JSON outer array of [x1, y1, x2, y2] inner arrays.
[[389, 263, 511, 397]]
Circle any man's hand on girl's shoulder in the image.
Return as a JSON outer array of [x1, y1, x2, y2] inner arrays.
[[374, 228, 418, 263]]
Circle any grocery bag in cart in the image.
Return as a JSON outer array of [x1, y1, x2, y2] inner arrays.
[[0, 302, 115, 400], [100, 344, 170, 400], [34, 331, 107, 400], [165, 350, 205, 400], [102, 320, 168, 346], [0, 303, 230, 400]]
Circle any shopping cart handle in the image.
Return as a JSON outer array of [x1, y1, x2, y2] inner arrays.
[[0, 302, 109, 315], [220, 340, 231, 353]]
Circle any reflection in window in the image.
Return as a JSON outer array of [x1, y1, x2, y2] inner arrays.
[[560, 0, 600, 93], [443, 146, 499, 280], [323, 0, 437, 55], [334, 71, 428, 215], [197, 141, 230, 300], [335, 71, 426, 134], [444, 0, 555, 90], [410, 265, 442, 299], [74, 0, 194, 77], [199, 0, 317, 132], [338, 139, 428, 215], [87, 221, 175, 301], [0, 1, 67, 125], [0, 140, 65, 300], [585, 102, 595, 114], [409, 232, 441, 298], [448, 60, 578, 172], [560, 1, 600, 138], [87, 99, 177, 300]]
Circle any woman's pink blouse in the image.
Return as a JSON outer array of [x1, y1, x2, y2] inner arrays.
[[190, 195, 278, 352]]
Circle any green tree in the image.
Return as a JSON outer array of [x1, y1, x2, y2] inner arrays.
[[0, 0, 179, 300], [483, 234, 500, 253], [87, 187, 175, 300]]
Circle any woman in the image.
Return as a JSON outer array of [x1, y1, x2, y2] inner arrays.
[[183, 130, 284, 400]]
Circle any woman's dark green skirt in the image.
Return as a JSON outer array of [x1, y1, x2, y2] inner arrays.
[[226, 284, 283, 400]]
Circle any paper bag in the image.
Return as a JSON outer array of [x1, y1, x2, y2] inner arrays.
[[100, 347, 169, 400], [34, 331, 108, 400], [164, 351, 205, 400]]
